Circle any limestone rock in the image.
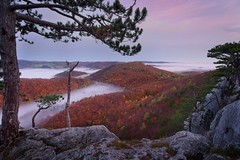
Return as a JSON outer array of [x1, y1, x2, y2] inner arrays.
[[210, 100, 240, 149], [2, 126, 212, 160], [1, 125, 118, 160], [185, 78, 240, 135], [165, 131, 211, 159]]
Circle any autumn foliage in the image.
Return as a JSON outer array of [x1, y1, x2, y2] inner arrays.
[[41, 62, 216, 139], [89, 62, 181, 88], [0, 77, 92, 107]]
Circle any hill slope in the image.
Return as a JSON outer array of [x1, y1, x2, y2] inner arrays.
[[42, 72, 215, 139], [0, 78, 92, 107], [89, 62, 180, 88], [54, 70, 87, 78], [41, 62, 217, 139]]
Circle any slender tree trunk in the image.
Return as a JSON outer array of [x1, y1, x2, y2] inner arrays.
[[32, 108, 41, 128], [0, 0, 20, 145], [65, 61, 79, 128], [65, 70, 71, 128]]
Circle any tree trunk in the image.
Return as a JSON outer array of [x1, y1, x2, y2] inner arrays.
[[65, 70, 71, 128], [0, 0, 20, 145], [32, 108, 41, 128], [65, 61, 79, 128]]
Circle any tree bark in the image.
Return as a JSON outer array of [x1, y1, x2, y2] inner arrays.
[[65, 61, 79, 128], [32, 108, 41, 128], [65, 69, 72, 128], [0, 0, 20, 145]]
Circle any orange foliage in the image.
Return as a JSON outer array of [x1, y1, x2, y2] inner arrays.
[[0, 78, 92, 108], [90, 62, 181, 88], [41, 72, 210, 139]]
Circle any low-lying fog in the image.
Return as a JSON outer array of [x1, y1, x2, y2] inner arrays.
[[19, 62, 216, 79], [0, 62, 215, 128], [0, 82, 123, 128], [20, 67, 100, 79], [145, 62, 216, 73]]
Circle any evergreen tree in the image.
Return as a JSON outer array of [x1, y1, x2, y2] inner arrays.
[[208, 42, 240, 86], [0, 0, 147, 145], [32, 95, 63, 128]]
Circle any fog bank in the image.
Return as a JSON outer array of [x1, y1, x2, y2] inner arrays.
[[0, 82, 123, 128], [20, 67, 100, 79], [145, 62, 216, 73]]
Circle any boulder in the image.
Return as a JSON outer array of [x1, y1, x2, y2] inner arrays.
[[53, 138, 168, 160], [210, 100, 240, 149], [1, 125, 118, 160], [1, 126, 213, 160], [164, 131, 211, 159]]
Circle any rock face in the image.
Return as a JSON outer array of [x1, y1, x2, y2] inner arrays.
[[164, 131, 211, 159], [0, 125, 118, 160], [185, 78, 240, 135], [0, 126, 213, 160], [209, 100, 240, 149]]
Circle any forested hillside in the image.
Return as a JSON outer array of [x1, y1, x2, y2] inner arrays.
[[90, 62, 180, 88], [41, 62, 217, 139], [0, 78, 92, 107]]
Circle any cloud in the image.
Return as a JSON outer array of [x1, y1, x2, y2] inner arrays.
[[224, 26, 240, 33], [17, 0, 240, 63]]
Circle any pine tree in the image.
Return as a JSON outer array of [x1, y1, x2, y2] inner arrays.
[[0, 0, 147, 145], [208, 42, 240, 86], [32, 95, 63, 128]]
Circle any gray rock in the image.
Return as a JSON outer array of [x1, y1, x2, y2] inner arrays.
[[164, 131, 211, 159], [186, 111, 206, 135], [25, 125, 118, 151], [184, 85, 224, 135], [0, 126, 222, 159], [185, 78, 240, 135], [210, 100, 240, 149], [204, 154, 225, 160], [53, 136, 169, 160], [2, 125, 118, 160]]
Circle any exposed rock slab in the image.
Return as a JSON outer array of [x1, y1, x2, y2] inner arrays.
[[1, 125, 118, 160], [164, 131, 211, 159], [0, 126, 213, 160], [185, 78, 240, 135], [210, 100, 240, 149]]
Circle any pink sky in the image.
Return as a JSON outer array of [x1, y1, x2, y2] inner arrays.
[[17, 0, 240, 63]]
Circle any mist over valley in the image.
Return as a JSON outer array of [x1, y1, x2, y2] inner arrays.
[[0, 60, 216, 138]]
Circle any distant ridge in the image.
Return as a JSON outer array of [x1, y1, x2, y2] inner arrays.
[[89, 62, 180, 87], [54, 70, 87, 78], [18, 60, 120, 69], [18, 60, 171, 70]]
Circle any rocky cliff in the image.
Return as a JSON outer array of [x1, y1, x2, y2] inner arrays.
[[1, 78, 240, 159], [184, 77, 240, 159], [1, 125, 214, 160]]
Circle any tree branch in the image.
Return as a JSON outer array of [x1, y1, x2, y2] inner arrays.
[[69, 61, 79, 72], [11, 3, 89, 20], [16, 13, 85, 32], [10, 4, 66, 10]]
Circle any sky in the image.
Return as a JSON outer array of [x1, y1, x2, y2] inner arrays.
[[17, 0, 240, 63]]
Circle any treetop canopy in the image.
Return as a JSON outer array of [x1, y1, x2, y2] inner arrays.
[[208, 41, 240, 81], [11, 0, 147, 55]]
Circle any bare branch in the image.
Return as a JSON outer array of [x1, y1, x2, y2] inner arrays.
[[69, 61, 79, 72]]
